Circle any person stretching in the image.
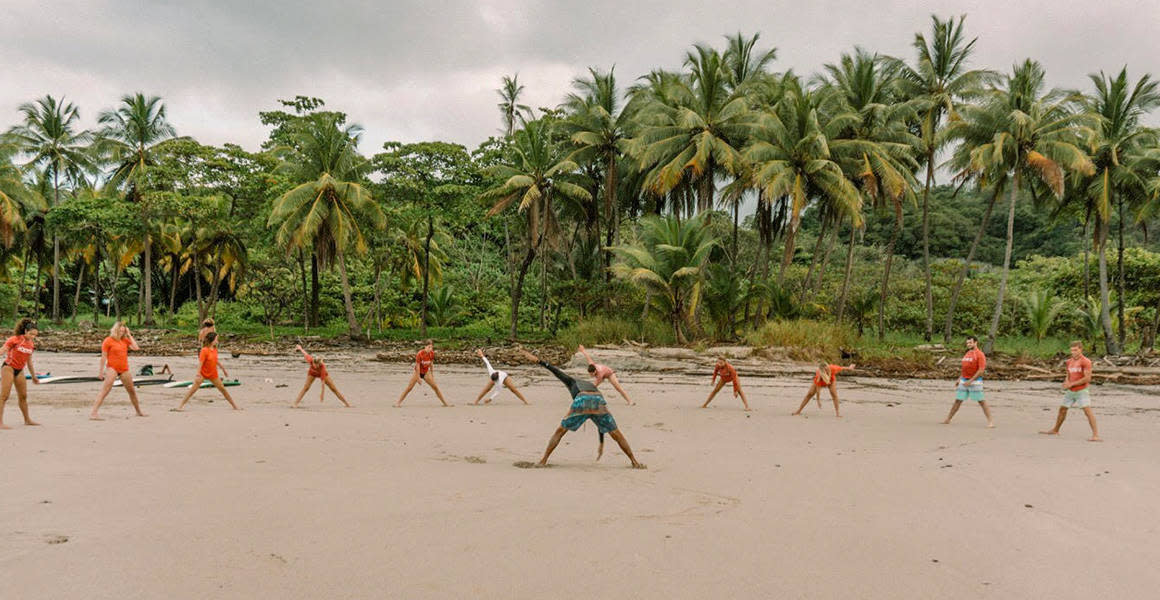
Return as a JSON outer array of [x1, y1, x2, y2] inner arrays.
[[395, 340, 451, 407], [473, 349, 529, 405], [702, 357, 751, 410], [174, 332, 241, 412], [793, 362, 856, 418], [942, 335, 994, 428], [517, 347, 644, 468], [577, 345, 634, 405], [89, 321, 146, 420], [1040, 341, 1101, 442], [0, 318, 41, 429], [291, 344, 352, 408]]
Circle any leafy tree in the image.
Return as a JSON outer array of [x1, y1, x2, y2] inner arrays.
[[1024, 288, 1065, 342], [497, 75, 530, 138]]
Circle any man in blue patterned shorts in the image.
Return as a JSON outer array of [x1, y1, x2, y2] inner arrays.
[[518, 348, 645, 468]]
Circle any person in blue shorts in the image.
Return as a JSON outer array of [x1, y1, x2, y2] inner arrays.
[[942, 335, 994, 428], [517, 347, 645, 468]]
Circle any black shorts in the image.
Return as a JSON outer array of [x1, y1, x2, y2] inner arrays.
[[3, 363, 22, 376]]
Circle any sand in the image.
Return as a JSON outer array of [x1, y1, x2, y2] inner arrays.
[[2, 350, 1158, 599]]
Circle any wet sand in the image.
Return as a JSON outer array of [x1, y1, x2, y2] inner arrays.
[[2, 351, 1158, 599]]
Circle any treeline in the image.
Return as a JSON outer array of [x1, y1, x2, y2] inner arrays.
[[3, 15, 1160, 356]]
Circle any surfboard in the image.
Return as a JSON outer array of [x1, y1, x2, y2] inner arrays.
[[162, 379, 241, 389], [24, 372, 49, 379], [114, 375, 175, 387], [37, 375, 103, 384]]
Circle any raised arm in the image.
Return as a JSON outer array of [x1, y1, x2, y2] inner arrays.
[[481, 355, 496, 377], [126, 332, 141, 352], [295, 344, 309, 359], [577, 344, 595, 366]]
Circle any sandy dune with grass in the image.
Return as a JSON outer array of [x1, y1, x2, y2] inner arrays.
[[2, 350, 1158, 599]]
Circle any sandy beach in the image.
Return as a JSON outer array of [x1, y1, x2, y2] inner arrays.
[[2, 350, 1158, 599]]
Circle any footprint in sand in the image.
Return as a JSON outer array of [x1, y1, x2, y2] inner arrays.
[[45, 534, 69, 545], [463, 456, 486, 464], [512, 461, 547, 469]]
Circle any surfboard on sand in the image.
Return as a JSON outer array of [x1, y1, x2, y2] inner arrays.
[[162, 379, 241, 389], [25, 372, 49, 379], [114, 375, 175, 387], [38, 375, 103, 384]]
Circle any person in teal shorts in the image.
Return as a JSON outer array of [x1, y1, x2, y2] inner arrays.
[[1040, 341, 1101, 442], [942, 335, 995, 428], [517, 347, 645, 468]]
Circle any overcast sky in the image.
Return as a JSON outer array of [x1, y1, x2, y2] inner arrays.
[[3, 0, 1158, 155]]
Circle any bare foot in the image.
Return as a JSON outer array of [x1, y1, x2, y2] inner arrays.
[[631, 463, 648, 469], [289, 405, 301, 409], [940, 419, 951, 425], [24, 420, 41, 426], [835, 414, 843, 418], [986, 422, 995, 429], [136, 413, 148, 418], [628, 401, 635, 406], [1088, 436, 1103, 442], [483, 399, 492, 404], [170, 408, 184, 412], [791, 411, 801, 416], [0, 423, 12, 430], [233, 407, 244, 411], [1039, 430, 1059, 435], [89, 414, 104, 421]]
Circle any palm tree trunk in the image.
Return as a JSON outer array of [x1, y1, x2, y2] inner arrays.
[[731, 197, 740, 264], [193, 253, 204, 321], [168, 253, 180, 323], [510, 244, 537, 340], [943, 184, 1000, 343], [877, 201, 903, 340], [984, 173, 1019, 354], [420, 210, 433, 337], [800, 216, 830, 301], [1116, 198, 1126, 348], [836, 224, 857, 322], [208, 253, 223, 319], [335, 247, 362, 338], [1097, 219, 1120, 355], [1081, 207, 1091, 301], [297, 250, 308, 332], [777, 211, 799, 286], [698, 166, 713, 215], [13, 244, 32, 318], [143, 231, 154, 326], [93, 244, 101, 322], [33, 260, 44, 319], [310, 252, 321, 328], [604, 154, 617, 281], [52, 177, 61, 322], [71, 261, 85, 323], [813, 220, 840, 292], [921, 155, 935, 342]]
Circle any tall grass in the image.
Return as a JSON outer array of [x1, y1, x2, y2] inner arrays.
[[745, 319, 857, 359], [556, 316, 676, 349]]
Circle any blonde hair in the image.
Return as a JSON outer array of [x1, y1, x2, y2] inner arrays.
[[1070, 340, 1083, 349], [816, 362, 832, 384], [109, 321, 126, 339]]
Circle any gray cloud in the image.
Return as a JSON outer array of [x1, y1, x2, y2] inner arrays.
[[3, 0, 1159, 155]]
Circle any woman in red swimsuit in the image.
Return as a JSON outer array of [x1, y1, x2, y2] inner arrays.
[[395, 340, 451, 407], [0, 318, 41, 429], [89, 321, 146, 420]]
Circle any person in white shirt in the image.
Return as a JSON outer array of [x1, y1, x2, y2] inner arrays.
[[473, 349, 530, 405]]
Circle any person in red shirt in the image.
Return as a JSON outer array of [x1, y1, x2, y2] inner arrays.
[[578, 345, 634, 405], [942, 335, 994, 428], [291, 344, 352, 408], [174, 332, 241, 412], [395, 340, 451, 407], [89, 321, 146, 420], [0, 318, 41, 429], [793, 362, 857, 418], [701, 357, 751, 410], [1040, 341, 1101, 441]]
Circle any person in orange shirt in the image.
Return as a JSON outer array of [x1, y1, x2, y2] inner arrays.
[[1040, 341, 1101, 442], [395, 340, 451, 407], [291, 344, 352, 408], [89, 321, 146, 420], [793, 362, 856, 418], [0, 318, 42, 429], [174, 332, 240, 412], [701, 357, 751, 410], [942, 335, 994, 428]]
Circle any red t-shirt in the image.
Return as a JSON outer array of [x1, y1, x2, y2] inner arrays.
[[305, 354, 328, 378], [102, 337, 131, 373], [3, 335, 35, 370], [1067, 355, 1092, 391], [713, 362, 737, 383], [416, 349, 434, 375], [813, 364, 844, 387], [960, 349, 986, 379], [199, 347, 219, 379]]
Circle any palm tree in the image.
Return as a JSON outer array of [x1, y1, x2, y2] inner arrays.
[[95, 93, 176, 327], [631, 45, 751, 216], [949, 60, 1094, 353], [895, 15, 993, 341], [0, 142, 40, 247], [1079, 68, 1160, 353], [269, 113, 385, 338], [478, 118, 590, 338], [1024, 288, 1065, 342], [498, 75, 531, 138], [7, 95, 94, 321], [609, 213, 717, 343]]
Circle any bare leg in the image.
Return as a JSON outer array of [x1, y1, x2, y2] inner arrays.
[[210, 378, 241, 410], [608, 429, 645, 468], [175, 375, 204, 411], [829, 385, 841, 417], [608, 374, 634, 405], [701, 380, 727, 408], [736, 385, 751, 411], [1082, 406, 1101, 441], [537, 426, 568, 466], [120, 371, 146, 417], [291, 376, 316, 408], [794, 384, 819, 415], [474, 381, 495, 405], [395, 371, 420, 406], [89, 369, 119, 420], [323, 377, 351, 407], [1040, 407, 1067, 435], [504, 379, 530, 405], [0, 367, 13, 429], [942, 400, 963, 424], [425, 372, 451, 406], [14, 375, 37, 425], [979, 401, 995, 428]]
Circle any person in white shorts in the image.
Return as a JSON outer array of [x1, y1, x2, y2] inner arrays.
[[473, 349, 529, 405], [1040, 341, 1101, 442]]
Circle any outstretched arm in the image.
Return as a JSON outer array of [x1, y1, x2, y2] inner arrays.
[[295, 344, 309, 359], [577, 345, 595, 366], [480, 354, 496, 378], [518, 347, 576, 389]]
